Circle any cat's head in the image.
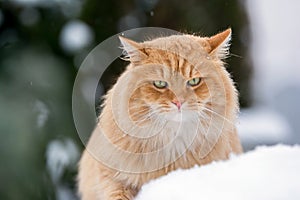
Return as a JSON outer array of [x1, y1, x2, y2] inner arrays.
[[113, 29, 237, 129]]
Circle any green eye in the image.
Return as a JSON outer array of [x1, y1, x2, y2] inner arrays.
[[153, 80, 168, 89], [187, 77, 201, 87]]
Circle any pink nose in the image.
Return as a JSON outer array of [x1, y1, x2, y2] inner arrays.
[[171, 100, 182, 110]]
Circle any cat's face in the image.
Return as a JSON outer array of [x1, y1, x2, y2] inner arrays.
[[118, 29, 237, 127], [128, 53, 210, 124]]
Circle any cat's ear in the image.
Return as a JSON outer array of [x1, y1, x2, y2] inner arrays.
[[119, 36, 147, 63], [206, 28, 231, 59]]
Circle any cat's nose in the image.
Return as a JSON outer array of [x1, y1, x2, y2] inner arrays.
[[171, 100, 183, 110]]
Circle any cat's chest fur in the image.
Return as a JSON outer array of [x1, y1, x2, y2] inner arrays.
[[95, 114, 234, 188], [111, 132, 233, 189]]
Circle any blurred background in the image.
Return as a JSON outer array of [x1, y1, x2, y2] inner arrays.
[[0, 0, 299, 199]]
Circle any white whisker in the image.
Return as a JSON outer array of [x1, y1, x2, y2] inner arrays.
[[124, 110, 163, 135], [129, 108, 150, 118], [201, 106, 234, 125]]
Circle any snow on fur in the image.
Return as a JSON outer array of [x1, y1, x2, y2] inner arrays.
[[135, 145, 300, 200]]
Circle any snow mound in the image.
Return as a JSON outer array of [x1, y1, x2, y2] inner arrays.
[[135, 145, 300, 200]]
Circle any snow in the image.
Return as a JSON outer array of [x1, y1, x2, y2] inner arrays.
[[237, 108, 291, 145], [46, 138, 80, 200], [135, 145, 300, 200], [46, 138, 79, 183], [59, 20, 94, 54], [33, 100, 49, 128]]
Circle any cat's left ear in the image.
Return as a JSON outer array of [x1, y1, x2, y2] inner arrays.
[[206, 28, 231, 59], [119, 36, 147, 64]]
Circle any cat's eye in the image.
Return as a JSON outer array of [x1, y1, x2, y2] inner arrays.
[[153, 80, 168, 89], [187, 77, 201, 87]]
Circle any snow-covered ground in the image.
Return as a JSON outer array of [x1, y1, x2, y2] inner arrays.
[[135, 145, 300, 200]]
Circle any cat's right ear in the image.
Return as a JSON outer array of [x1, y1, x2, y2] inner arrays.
[[119, 36, 147, 64], [206, 28, 232, 59]]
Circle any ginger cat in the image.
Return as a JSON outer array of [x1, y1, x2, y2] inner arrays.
[[78, 28, 242, 200]]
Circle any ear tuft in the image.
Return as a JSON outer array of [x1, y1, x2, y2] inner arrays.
[[207, 28, 232, 59], [119, 36, 147, 63]]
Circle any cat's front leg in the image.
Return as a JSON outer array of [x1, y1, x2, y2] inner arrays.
[[108, 186, 137, 200], [80, 179, 137, 200], [103, 181, 138, 200], [78, 151, 138, 200]]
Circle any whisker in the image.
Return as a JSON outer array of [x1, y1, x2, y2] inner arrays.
[[197, 112, 224, 132], [124, 110, 162, 134], [129, 112, 157, 127], [230, 53, 242, 58], [129, 108, 150, 118], [201, 107, 234, 125]]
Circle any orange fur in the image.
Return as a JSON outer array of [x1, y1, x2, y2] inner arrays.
[[78, 29, 243, 200]]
